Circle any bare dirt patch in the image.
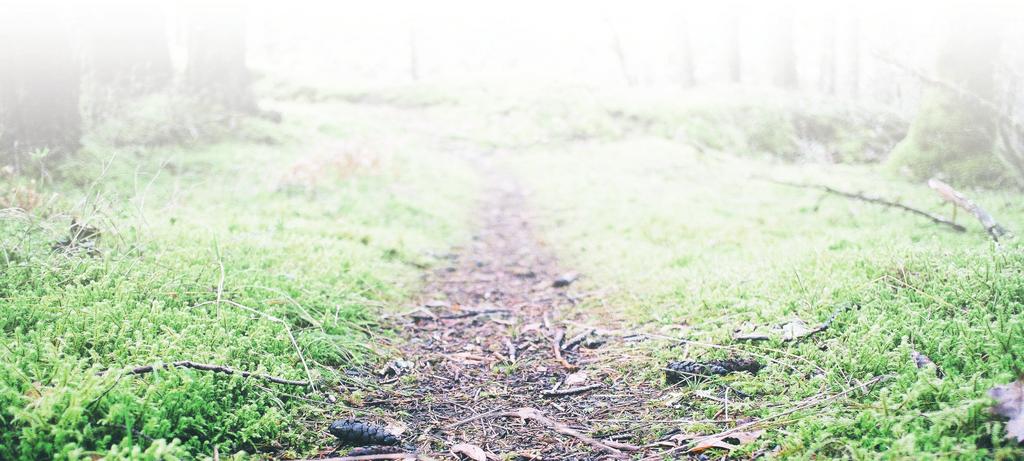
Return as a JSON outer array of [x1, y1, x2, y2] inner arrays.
[[330, 163, 684, 460]]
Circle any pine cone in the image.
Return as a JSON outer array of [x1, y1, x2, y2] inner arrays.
[[347, 446, 405, 456], [328, 419, 400, 446], [665, 358, 763, 384]]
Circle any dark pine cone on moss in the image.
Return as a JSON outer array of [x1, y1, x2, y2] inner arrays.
[[328, 419, 400, 446], [665, 358, 763, 385]]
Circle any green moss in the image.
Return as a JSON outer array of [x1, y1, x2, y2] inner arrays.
[[513, 135, 1024, 459], [0, 96, 476, 459], [887, 91, 1006, 185]]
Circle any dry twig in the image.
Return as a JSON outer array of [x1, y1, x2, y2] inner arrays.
[[561, 329, 594, 352], [123, 361, 309, 386], [550, 329, 577, 370], [542, 384, 602, 397], [766, 178, 965, 232]]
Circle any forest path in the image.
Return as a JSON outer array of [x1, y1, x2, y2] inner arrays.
[[359, 157, 671, 460]]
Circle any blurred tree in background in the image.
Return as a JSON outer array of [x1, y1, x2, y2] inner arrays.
[[772, 7, 798, 90], [0, 1, 1020, 186], [185, 3, 258, 114], [83, 0, 173, 105], [888, 6, 1006, 185], [0, 2, 81, 171]]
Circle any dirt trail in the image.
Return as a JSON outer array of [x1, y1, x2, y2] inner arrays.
[[355, 162, 673, 460]]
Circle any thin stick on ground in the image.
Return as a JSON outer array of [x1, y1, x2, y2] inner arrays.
[[561, 328, 594, 352], [765, 178, 965, 232], [542, 384, 602, 397], [927, 178, 1009, 241], [123, 360, 310, 386], [550, 329, 577, 370], [494, 407, 639, 456], [295, 454, 418, 461]]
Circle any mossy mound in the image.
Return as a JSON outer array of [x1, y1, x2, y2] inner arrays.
[[886, 91, 1008, 186]]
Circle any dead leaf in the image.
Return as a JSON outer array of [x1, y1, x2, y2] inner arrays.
[[989, 378, 1024, 442], [688, 429, 764, 453], [386, 420, 408, 437], [451, 443, 491, 461], [779, 320, 813, 341], [564, 371, 589, 386]]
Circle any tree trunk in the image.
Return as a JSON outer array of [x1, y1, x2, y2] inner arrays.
[[680, 15, 696, 88], [819, 12, 837, 95], [726, 10, 741, 83], [409, 27, 420, 82], [772, 8, 798, 90], [887, 6, 1005, 185], [847, 12, 861, 99], [184, 3, 257, 113], [83, 0, 172, 102], [606, 19, 635, 87], [0, 2, 81, 170]]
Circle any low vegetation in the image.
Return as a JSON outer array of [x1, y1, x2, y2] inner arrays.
[[0, 97, 476, 459], [4, 81, 1024, 459], [510, 128, 1024, 459]]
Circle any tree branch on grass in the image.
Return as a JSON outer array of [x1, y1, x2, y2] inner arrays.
[[765, 178, 966, 232], [124, 360, 310, 387]]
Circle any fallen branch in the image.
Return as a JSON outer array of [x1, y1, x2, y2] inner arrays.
[[542, 384, 602, 397], [767, 179, 965, 232], [928, 178, 1009, 241], [123, 361, 309, 387], [496, 407, 638, 456]]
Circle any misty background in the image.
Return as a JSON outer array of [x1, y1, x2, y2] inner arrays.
[[3, 1, 1024, 181]]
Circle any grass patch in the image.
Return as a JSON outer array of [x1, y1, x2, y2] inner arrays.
[[0, 99, 476, 459], [510, 135, 1024, 459]]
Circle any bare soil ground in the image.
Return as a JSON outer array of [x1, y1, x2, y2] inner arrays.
[[354, 162, 677, 460]]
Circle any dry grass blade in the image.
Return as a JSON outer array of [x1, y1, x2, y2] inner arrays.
[[641, 374, 890, 460]]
